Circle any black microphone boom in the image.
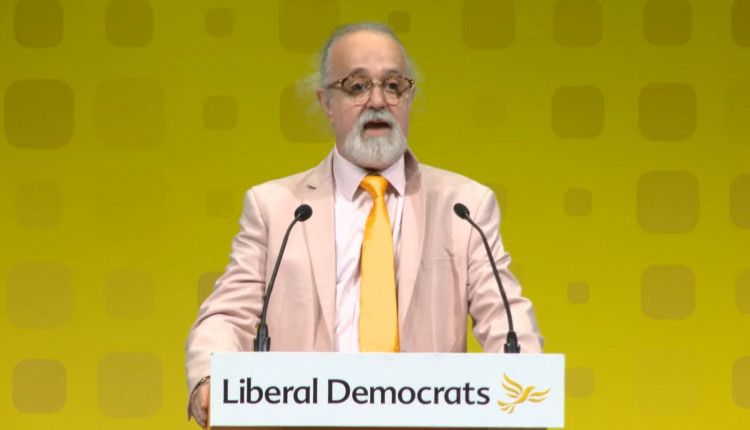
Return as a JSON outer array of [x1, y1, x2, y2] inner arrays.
[[253, 204, 313, 352], [453, 203, 520, 353]]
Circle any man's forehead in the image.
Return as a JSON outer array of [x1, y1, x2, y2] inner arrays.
[[346, 67, 405, 77]]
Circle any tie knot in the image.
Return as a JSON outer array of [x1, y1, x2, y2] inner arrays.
[[360, 175, 388, 198]]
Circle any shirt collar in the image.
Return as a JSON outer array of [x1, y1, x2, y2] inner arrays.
[[332, 146, 406, 201]]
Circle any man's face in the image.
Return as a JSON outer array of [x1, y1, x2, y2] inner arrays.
[[317, 31, 414, 170]]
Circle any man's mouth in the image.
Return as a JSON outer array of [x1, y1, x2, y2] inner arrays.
[[362, 120, 392, 130]]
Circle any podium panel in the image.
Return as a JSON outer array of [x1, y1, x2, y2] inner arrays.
[[209, 352, 564, 428]]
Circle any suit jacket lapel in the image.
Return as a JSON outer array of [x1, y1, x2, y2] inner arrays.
[[397, 151, 425, 330], [302, 152, 336, 347]]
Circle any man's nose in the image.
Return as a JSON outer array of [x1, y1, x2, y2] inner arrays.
[[366, 84, 387, 109]]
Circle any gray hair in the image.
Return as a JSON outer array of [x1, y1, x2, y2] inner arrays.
[[318, 21, 415, 87]]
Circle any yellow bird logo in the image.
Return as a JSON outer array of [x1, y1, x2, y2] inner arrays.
[[497, 374, 550, 414]]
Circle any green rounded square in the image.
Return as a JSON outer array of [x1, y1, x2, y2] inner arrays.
[[637, 171, 699, 234], [565, 189, 592, 216], [106, 0, 153, 47], [641, 265, 695, 319], [730, 175, 750, 229], [639, 83, 696, 141], [5, 80, 73, 148], [13, 359, 66, 413], [566, 366, 594, 398], [554, 0, 602, 47], [734, 356, 750, 408], [644, 0, 692, 46], [7, 261, 73, 328], [205, 8, 234, 38], [106, 270, 154, 319], [552, 86, 604, 139], [279, 0, 339, 53], [462, 0, 514, 49], [732, 0, 750, 46], [203, 96, 237, 130], [14, 0, 63, 47], [98, 352, 162, 417]]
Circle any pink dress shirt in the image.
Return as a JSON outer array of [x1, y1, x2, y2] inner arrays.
[[331, 148, 405, 352]]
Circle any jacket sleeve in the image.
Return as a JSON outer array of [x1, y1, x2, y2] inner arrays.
[[185, 188, 268, 413], [465, 188, 544, 353]]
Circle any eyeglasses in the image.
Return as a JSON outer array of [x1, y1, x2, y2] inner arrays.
[[326, 74, 415, 106]]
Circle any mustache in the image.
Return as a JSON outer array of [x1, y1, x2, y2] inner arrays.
[[355, 109, 396, 130]]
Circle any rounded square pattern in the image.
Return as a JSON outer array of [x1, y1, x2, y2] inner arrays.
[[6, 261, 73, 328], [206, 189, 235, 218], [554, 0, 602, 47], [730, 175, 750, 229], [565, 188, 592, 216], [205, 8, 234, 38], [105, 270, 154, 319], [95, 79, 165, 148], [106, 0, 153, 47], [2, 3, 748, 428], [5, 79, 74, 148], [733, 356, 750, 408], [198, 271, 223, 307], [462, 0, 515, 49], [280, 84, 332, 143], [13, 359, 66, 413], [636, 350, 700, 414], [567, 282, 589, 303], [644, 0, 692, 46], [98, 352, 162, 417], [203, 96, 237, 130], [639, 83, 696, 141], [637, 171, 699, 234], [724, 80, 750, 144], [14, 0, 63, 47], [279, 0, 339, 53], [733, 0, 750, 46], [94, 168, 165, 238], [641, 265, 695, 320], [566, 366, 594, 398], [551, 86, 604, 139], [387, 11, 411, 34], [736, 270, 750, 314], [16, 180, 63, 228]]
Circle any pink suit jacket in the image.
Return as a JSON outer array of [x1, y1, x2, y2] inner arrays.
[[185, 150, 543, 395]]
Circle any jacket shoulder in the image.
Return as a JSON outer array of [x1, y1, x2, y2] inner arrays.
[[419, 163, 492, 195], [252, 168, 316, 192], [239, 166, 322, 219]]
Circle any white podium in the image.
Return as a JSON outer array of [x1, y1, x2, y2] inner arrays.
[[208, 352, 564, 429]]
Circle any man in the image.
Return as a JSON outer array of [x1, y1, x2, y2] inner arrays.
[[185, 22, 543, 427]]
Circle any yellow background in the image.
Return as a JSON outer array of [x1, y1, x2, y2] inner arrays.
[[2, 0, 750, 428]]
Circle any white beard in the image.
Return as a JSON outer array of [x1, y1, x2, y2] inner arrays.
[[340, 109, 408, 170]]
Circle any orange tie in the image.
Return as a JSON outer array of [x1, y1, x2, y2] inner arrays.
[[359, 175, 399, 352]]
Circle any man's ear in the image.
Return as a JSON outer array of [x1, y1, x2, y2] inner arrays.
[[316, 89, 333, 120]]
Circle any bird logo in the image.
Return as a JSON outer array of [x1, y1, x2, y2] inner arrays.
[[497, 373, 550, 414]]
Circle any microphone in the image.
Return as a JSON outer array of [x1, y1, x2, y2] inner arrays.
[[453, 203, 520, 353], [253, 204, 313, 352]]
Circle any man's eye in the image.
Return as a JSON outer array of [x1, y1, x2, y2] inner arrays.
[[348, 83, 366, 92], [344, 79, 369, 94], [384, 81, 401, 93]]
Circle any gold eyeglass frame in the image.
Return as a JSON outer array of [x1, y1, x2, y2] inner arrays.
[[326, 74, 416, 106]]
